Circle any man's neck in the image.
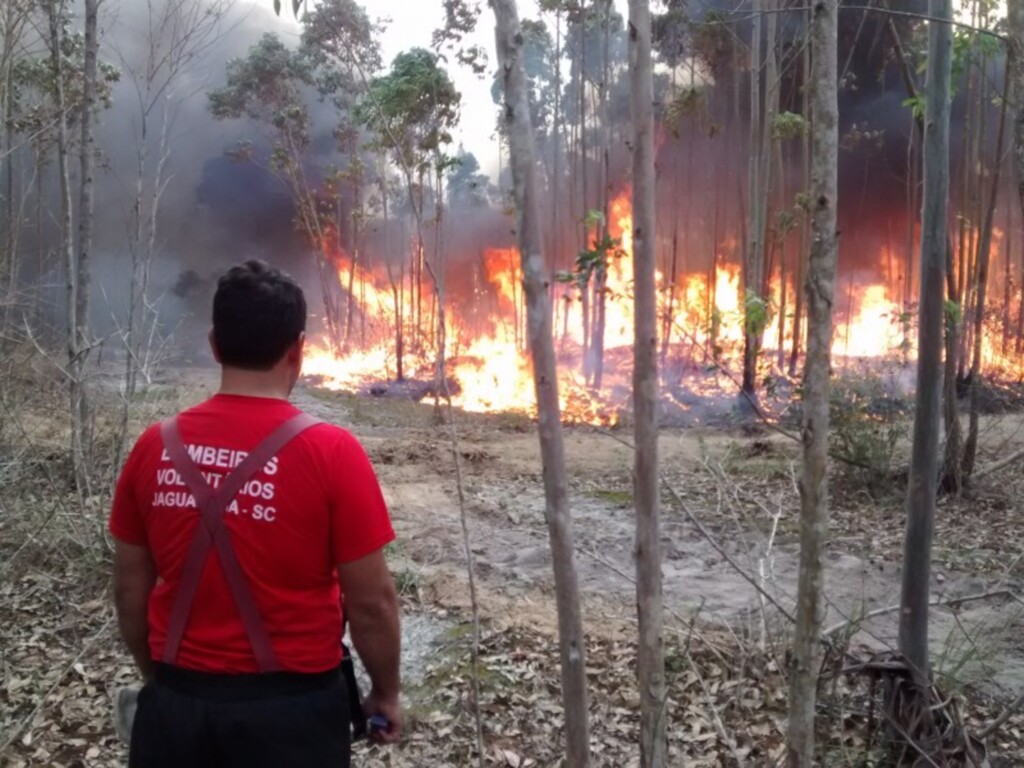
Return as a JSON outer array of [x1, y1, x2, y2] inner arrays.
[[218, 367, 292, 401]]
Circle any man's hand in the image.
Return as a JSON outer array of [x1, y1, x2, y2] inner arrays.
[[338, 549, 401, 741], [361, 687, 402, 744], [113, 539, 157, 681]]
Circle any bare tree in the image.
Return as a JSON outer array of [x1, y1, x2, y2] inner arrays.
[[1008, 1, 1023, 344], [491, 1, 590, 765], [0, 0, 33, 313], [628, 2, 664, 764], [45, 0, 88, 491], [786, 2, 838, 765], [112, 0, 234, 471], [898, 0, 953, 690]]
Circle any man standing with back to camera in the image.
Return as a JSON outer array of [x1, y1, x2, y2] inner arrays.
[[109, 259, 401, 767]]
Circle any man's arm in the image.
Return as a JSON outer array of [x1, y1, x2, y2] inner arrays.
[[113, 539, 157, 682], [338, 549, 401, 743]]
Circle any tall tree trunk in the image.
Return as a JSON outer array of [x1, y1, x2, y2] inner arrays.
[[962, 62, 1011, 480], [786, 1, 838, 764], [629, 2, 665, 765], [1012, 1, 1024, 236], [590, 0, 612, 392], [491, 3, 590, 765], [69, 0, 99, 494], [742, 0, 763, 400], [898, 0, 953, 691], [47, 1, 85, 492], [789, 4, 812, 376]]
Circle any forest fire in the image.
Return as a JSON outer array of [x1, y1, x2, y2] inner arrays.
[[302, 191, 1017, 424]]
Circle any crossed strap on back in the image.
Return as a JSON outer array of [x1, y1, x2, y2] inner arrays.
[[159, 412, 320, 672]]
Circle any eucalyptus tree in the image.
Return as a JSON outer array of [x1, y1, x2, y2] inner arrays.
[[209, 1, 380, 353], [38, 0, 116, 493], [628, 2, 665, 764], [355, 46, 460, 375], [492, 0, 591, 763], [208, 34, 350, 347], [1013, 1, 1024, 220], [787, 0, 838, 763], [111, 0, 233, 471], [0, 0, 34, 311], [447, 148, 490, 209], [899, 0, 953, 696]]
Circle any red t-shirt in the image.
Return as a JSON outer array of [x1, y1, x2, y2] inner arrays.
[[109, 394, 394, 674]]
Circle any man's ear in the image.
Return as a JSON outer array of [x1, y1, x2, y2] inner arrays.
[[208, 329, 222, 363], [288, 333, 305, 366]]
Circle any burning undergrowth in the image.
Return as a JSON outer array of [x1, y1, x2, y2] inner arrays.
[[300, 183, 1023, 427]]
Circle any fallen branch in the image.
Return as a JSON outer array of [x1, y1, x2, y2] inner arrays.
[[822, 588, 1021, 639], [979, 689, 1024, 740], [973, 446, 1024, 480]]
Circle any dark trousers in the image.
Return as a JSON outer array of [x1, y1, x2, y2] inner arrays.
[[129, 663, 351, 768]]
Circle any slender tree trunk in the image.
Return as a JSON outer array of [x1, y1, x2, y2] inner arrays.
[[743, 0, 763, 400], [629, 2, 665, 764], [1012, 1, 1024, 244], [962, 56, 1012, 480], [70, 0, 100, 493], [1003, 215, 1012, 353], [786, 1, 838, 764], [48, 1, 85, 492], [789, 10, 811, 376], [491, 3, 590, 765], [898, 0, 952, 691]]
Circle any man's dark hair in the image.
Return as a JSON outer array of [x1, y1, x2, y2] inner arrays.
[[213, 260, 306, 371]]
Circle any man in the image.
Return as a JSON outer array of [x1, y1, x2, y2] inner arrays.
[[110, 260, 401, 767]]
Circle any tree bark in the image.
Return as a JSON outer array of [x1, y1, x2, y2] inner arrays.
[[628, 2, 665, 765], [788, 3, 812, 376], [786, 1, 838, 765], [68, 0, 100, 493], [742, 0, 764, 400], [962, 60, 1011, 480], [898, 0, 953, 691], [491, 3, 590, 765], [1003, 0, 1019, 354], [47, 0, 87, 493]]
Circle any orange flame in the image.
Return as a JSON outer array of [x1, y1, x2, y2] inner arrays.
[[303, 197, 1021, 422]]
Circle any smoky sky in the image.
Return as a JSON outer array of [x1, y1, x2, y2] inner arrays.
[[67, 0, 1010, 352]]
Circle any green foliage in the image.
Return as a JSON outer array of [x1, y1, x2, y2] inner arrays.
[[902, 94, 925, 122], [771, 111, 806, 141], [663, 87, 705, 138], [208, 33, 313, 153], [556, 212, 625, 292], [774, 209, 797, 239], [944, 299, 962, 332], [489, 17, 557, 145], [300, 0, 382, 105], [10, 20, 120, 139], [743, 292, 772, 337], [651, 0, 688, 68], [447, 147, 490, 209], [357, 48, 460, 179], [793, 191, 813, 214], [433, 0, 487, 75], [829, 377, 910, 498]]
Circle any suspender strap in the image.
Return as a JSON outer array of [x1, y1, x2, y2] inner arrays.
[[159, 413, 320, 672]]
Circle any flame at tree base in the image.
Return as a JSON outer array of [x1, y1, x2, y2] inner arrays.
[[302, 191, 1021, 425]]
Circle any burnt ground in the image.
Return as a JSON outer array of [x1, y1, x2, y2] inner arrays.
[[3, 361, 1024, 766]]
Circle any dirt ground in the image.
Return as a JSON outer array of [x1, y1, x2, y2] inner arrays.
[[4, 364, 1024, 766]]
